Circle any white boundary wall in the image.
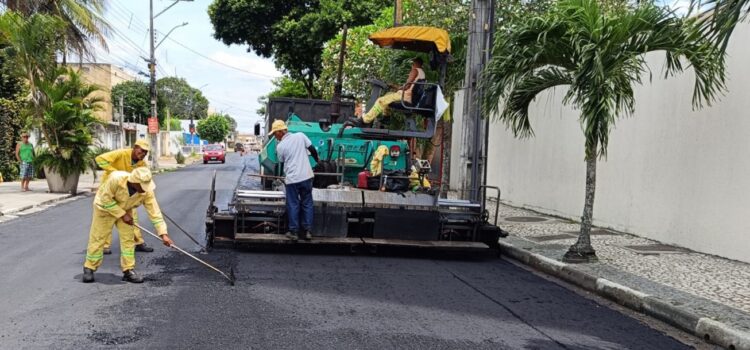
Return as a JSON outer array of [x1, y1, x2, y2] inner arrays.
[[485, 23, 750, 263]]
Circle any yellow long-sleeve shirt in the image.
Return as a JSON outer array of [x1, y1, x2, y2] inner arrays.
[[95, 149, 146, 186], [369, 145, 390, 177], [94, 171, 168, 236]]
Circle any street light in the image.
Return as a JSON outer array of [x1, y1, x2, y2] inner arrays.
[[148, 0, 193, 169], [156, 22, 188, 49]]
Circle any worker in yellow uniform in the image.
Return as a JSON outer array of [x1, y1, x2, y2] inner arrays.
[[95, 140, 153, 254], [82, 167, 173, 283], [369, 145, 390, 177]]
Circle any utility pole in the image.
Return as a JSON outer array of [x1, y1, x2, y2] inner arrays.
[[458, 0, 494, 202], [118, 95, 125, 149], [147, 0, 192, 169], [148, 0, 159, 169]]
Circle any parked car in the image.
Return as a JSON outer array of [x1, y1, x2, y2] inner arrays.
[[203, 144, 225, 164]]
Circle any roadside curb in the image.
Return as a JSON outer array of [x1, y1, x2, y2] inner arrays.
[[498, 241, 750, 350], [0, 190, 93, 217]]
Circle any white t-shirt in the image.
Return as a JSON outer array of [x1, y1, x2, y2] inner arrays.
[[276, 132, 314, 185]]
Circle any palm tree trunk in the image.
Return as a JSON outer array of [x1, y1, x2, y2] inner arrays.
[[563, 145, 599, 263]]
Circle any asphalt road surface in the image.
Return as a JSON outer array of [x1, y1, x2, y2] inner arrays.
[[0, 153, 696, 349]]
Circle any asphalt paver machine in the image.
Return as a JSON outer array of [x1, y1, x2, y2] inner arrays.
[[205, 26, 506, 251]]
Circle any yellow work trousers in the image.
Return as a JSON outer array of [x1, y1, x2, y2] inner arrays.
[[104, 210, 143, 248], [363, 92, 405, 124], [84, 208, 136, 272]]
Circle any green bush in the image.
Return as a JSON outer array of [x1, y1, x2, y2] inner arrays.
[[91, 146, 112, 170], [91, 146, 111, 158], [161, 117, 182, 131], [0, 99, 22, 182], [34, 68, 103, 178], [175, 152, 185, 165]]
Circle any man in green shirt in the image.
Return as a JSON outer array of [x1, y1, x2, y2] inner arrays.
[[15, 132, 34, 192]]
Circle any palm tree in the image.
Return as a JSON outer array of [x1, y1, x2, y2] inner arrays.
[[0, 12, 65, 120], [1, 0, 109, 60], [481, 0, 726, 262], [692, 0, 749, 51], [35, 66, 103, 182]]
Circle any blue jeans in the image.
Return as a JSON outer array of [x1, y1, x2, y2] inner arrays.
[[285, 178, 313, 233]]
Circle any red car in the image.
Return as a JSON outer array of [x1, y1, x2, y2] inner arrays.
[[203, 144, 225, 164]]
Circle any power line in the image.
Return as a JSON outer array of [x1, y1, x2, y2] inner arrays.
[[105, 2, 276, 80], [107, 2, 149, 32], [160, 35, 278, 80]]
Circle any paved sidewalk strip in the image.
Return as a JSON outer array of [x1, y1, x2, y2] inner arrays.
[[0, 155, 198, 217], [489, 200, 750, 350]]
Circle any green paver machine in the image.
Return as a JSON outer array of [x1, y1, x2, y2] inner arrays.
[[205, 26, 505, 251]]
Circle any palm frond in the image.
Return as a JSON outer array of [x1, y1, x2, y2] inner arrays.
[[692, 0, 749, 52], [481, 0, 727, 160], [498, 67, 574, 138]]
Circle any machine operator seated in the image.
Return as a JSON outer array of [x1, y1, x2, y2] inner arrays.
[[356, 57, 425, 125]]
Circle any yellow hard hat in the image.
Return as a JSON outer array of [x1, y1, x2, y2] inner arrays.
[[128, 167, 156, 192], [268, 120, 287, 135], [134, 139, 151, 151]]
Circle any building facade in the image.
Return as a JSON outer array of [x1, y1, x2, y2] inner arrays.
[[67, 63, 137, 150]]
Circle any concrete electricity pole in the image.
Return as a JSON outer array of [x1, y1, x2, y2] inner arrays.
[[148, 0, 192, 169], [118, 95, 125, 148], [458, 0, 495, 201], [148, 0, 158, 169]]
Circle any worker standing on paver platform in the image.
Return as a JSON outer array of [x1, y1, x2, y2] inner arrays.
[[95, 140, 153, 255], [82, 168, 173, 283], [270, 120, 320, 241]]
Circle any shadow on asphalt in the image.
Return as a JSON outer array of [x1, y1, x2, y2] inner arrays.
[[215, 244, 500, 261]]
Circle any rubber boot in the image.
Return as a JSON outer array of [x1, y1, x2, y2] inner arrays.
[[135, 243, 154, 252], [122, 269, 144, 283], [82, 268, 95, 283]]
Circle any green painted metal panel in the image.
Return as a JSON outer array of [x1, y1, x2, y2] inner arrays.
[[259, 115, 409, 184]]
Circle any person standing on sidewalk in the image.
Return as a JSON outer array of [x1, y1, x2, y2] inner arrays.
[[15, 132, 34, 192], [82, 167, 173, 283], [95, 139, 153, 254], [270, 120, 320, 241]]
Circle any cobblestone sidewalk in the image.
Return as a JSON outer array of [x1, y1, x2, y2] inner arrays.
[[487, 200, 750, 340]]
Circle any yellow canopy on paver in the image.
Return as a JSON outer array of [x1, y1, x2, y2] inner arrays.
[[368, 26, 451, 54]]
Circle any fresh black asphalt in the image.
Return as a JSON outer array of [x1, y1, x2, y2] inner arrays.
[[0, 153, 693, 349]]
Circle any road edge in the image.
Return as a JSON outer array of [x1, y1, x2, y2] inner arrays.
[[0, 165, 183, 218], [0, 192, 91, 217], [499, 240, 750, 350]]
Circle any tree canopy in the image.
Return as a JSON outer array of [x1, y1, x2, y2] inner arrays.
[[222, 113, 237, 132], [196, 113, 230, 143], [255, 76, 310, 117], [156, 77, 209, 122], [111, 80, 149, 122], [208, 0, 389, 98]]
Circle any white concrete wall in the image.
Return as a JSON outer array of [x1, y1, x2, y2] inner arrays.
[[450, 89, 466, 191], [485, 23, 750, 263]]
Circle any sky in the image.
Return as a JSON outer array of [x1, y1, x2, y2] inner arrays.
[[92, 0, 282, 133], [87, 0, 692, 134]]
